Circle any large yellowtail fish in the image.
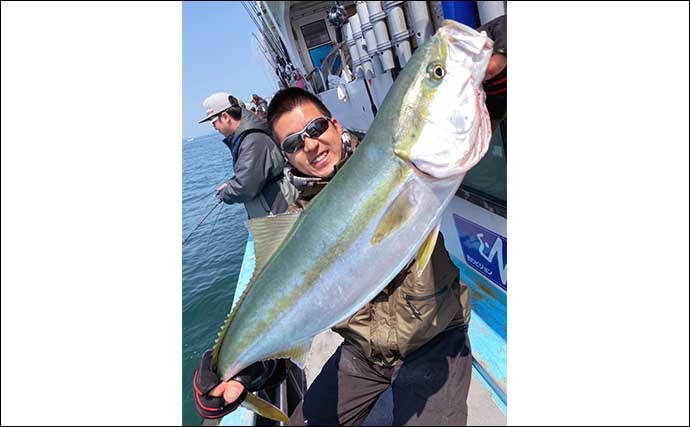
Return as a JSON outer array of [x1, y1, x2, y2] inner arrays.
[[212, 19, 494, 422]]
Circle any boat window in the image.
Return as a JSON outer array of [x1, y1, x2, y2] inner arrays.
[[461, 122, 507, 205], [301, 20, 330, 49]]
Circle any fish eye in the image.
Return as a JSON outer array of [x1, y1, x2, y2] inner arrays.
[[427, 62, 446, 81]]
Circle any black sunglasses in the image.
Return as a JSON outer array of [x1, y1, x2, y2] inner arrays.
[[279, 116, 331, 154]]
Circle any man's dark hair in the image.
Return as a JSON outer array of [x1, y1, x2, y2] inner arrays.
[[266, 88, 332, 134], [225, 95, 243, 120]]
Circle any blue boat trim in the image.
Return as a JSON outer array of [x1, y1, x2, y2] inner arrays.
[[450, 254, 507, 409], [219, 237, 257, 426]]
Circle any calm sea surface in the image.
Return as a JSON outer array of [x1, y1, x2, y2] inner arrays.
[[182, 133, 248, 426]]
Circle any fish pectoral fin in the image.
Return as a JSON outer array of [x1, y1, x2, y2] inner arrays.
[[241, 392, 289, 423], [371, 185, 415, 245], [415, 224, 440, 278], [265, 340, 312, 370]]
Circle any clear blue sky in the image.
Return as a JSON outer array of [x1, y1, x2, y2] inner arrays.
[[183, 1, 279, 138]]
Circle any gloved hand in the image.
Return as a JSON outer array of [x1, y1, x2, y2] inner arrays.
[[193, 349, 282, 419], [193, 350, 246, 419]]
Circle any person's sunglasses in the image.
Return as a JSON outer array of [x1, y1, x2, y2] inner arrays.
[[280, 116, 331, 153], [210, 108, 230, 126]]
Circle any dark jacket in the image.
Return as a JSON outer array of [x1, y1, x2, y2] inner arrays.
[[219, 108, 290, 219], [478, 14, 506, 56], [287, 133, 470, 367], [479, 15, 507, 122]]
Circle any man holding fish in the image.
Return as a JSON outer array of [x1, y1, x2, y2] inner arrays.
[[193, 19, 494, 426]]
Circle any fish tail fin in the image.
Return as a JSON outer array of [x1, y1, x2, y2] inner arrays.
[[241, 392, 290, 423]]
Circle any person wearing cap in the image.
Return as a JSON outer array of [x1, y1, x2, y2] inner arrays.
[[200, 92, 294, 219], [250, 94, 268, 120]]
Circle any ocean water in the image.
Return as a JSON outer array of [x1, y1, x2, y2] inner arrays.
[[182, 133, 249, 426]]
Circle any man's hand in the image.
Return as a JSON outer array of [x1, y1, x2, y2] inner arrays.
[[484, 53, 506, 81], [193, 350, 248, 419], [193, 350, 283, 419], [216, 182, 228, 194], [209, 380, 246, 405], [216, 182, 229, 203]]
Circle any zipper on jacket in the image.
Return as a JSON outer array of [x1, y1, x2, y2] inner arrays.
[[404, 285, 450, 320], [405, 299, 423, 320]]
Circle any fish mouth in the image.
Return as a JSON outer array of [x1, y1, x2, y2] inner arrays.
[[408, 160, 436, 180], [396, 152, 436, 181], [396, 142, 471, 181], [439, 19, 493, 57], [440, 19, 469, 32]]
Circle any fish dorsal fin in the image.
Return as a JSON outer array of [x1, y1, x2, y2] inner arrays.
[[241, 392, 289, 423], [211, 212, 301, 366], [416, 224, 440, 277], [248, 212, 301, 276], [264, 340, 312, 370]]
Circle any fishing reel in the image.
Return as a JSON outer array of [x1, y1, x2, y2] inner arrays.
[[326, 2, 348, 43], [326, 2, 348, 28]]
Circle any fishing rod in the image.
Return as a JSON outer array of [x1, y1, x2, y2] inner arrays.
[[252, 32, 277, 68], [204, 201, 225, 248], [242, 1, 286, 61], [245, 11, 290, 89], [182, 199, 223, 246], [251, 1, 292, 67], [257, 49, 279, 75], [248, 0, 287, 58], [252, 32, 273, 59]]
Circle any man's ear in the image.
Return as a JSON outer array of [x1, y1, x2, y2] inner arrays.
[[229, 114, 241, 128], [331, 117, 344, 135]]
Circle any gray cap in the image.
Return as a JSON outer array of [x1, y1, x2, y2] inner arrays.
[[199, 92, 237, 123]]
